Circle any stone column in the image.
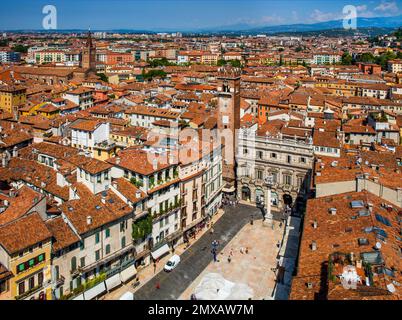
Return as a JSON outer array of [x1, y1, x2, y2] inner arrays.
[[263, 178, 274, 227]]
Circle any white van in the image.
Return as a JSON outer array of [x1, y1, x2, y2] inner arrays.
[[164, 254, 181, 272]]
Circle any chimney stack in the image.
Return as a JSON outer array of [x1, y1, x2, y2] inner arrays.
[[311, 241, 317, 251], [86, 215, 92, 225]]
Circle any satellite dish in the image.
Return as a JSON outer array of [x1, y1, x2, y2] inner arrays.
[[375, 242, 382, 250]]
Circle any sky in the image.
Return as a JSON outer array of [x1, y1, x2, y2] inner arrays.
[[0, 0, 401, 31]]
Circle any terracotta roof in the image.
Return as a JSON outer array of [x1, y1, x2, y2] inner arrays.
[[290, 191, 402, 300], [45, 216, 80, 252], [0, 213, 52, 255]]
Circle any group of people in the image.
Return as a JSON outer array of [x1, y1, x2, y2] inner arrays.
[[226, 246, 250, 263], [222, 199, 238, 207]]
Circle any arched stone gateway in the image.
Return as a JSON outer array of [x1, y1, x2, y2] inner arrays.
[[241, 186, 251, 202], [255, 188, 264, 204], [283, 194, 293, 206], [271, 191, 279, 207]]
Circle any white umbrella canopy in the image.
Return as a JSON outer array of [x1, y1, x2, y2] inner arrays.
[[193, 273, 240, 300], [226, 283, 254, 300]]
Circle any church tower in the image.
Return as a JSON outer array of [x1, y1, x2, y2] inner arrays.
[[82, 30, 96, 71], [216, 66, 241, 185]]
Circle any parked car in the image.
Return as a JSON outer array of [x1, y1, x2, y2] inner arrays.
[[164, 254, 181, 272]]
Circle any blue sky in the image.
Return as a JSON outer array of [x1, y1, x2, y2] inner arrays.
[[0, 0, 401, 30]]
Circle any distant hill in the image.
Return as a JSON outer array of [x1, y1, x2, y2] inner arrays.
[[2, 15, 401, 36], [199, 15, 402, 34]]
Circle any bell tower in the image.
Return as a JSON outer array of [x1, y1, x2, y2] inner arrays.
[[82, 30, 96, 71], [216, 66, 241, 184]]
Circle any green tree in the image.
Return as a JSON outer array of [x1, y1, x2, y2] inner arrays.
[[12, 44, 29, 53], [217, 59, 226, 66], [279, 55, 283, 66], [143, 69, 167, 80], [96, 73, 108, 82], [341, 52, 353, 65], [358, 52, 376, 63]]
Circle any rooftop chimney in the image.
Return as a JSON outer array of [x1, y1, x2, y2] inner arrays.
[[329, 207, 337, 215], [311, 241, 317, 251], [86, 215, 92, 225], [135, 190, 141, 199]]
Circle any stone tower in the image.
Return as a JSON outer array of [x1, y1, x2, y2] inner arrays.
[[82, 30, 96, 71], [216, 66, 241, 184]]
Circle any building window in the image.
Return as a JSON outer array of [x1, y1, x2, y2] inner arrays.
[[18, 282, 25, 295], [97, 174, 101, 183], [287, 155, 291, 163], [80, 240, 85, 251], [105, 228, 110, 238], [0, 280, 8, 294], [300, 157, 306, 163], [257, 170, 263, 180], [37, 272, 43, 286], [271, 153, 277, 159], [243, 148, 248, 155], [95, 250, 100, 261], [55, 266, 59, 280], [80, 257, 86, 268], [297, 177, 303, 188], [121, 236, 126, 248], [120, 221, 125, 232], [257, 151, 263, 159], [71, 257, 77, 272], [105, 244, 111, 255], [95, 232, 100, 244], [283, 174, 292, 185], [29, 277, 35, 290]]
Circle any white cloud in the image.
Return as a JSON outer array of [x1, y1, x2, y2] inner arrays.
[[310, 9, 341, 22], [260, 15, 284, 25], [374, 1, 398, 12], [356, 5, 367, 12], [355, 4, 376, 18]]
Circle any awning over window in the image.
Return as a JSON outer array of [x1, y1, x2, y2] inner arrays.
[[151, 243, 170, 260], [83, 282, 106, 300], [120, 265, 137, 283], [222, 185, 235, 193], [72, 293, 84, 300], [105, 273, 122, 291]]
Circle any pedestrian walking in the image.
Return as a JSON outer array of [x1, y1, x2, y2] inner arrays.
[[153, 262, 156, 274], [228, 256, 231, 263], [245, 247, 249, 254], [156, 282, 160, 290]]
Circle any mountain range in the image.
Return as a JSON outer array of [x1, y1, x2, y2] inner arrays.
[[197, 15, 402, 34], [3, 15, 402, 35]]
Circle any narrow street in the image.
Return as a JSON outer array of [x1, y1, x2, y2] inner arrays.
[[134, 204, 260, 300]]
